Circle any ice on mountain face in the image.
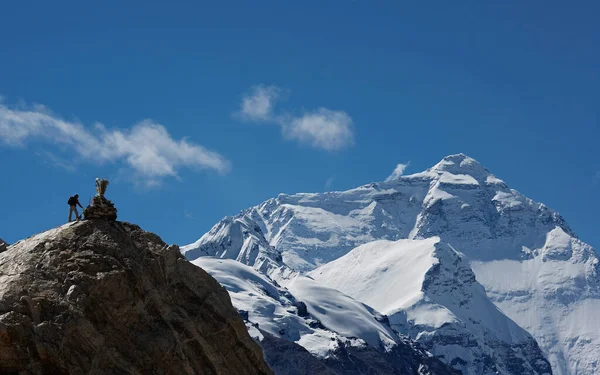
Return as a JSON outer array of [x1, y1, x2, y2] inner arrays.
[[473, 227, 600, 375], [192, 258, 397, 358], [185, 184, 428, 273], [193, 258, 336, 357], [309, 238, 552, 375], [438, 172, 480, 186], [286, 276, 398, 353], [181, 216, 294, 280], [192, 258, 459, 374], [185, 154, 572, 273]]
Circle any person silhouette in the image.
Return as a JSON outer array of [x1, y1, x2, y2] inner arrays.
[[68, 194, 84, 222]]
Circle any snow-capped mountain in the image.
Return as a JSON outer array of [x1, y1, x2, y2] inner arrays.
[[194, 258, 457, 374], [184, 215, 293, 280], [184, 153, 599, 375], [309, 237, 551, 375]]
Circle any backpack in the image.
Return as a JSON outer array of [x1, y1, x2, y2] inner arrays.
[[67, 196, 75, 206]]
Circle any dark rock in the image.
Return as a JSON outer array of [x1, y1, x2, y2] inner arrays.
[[257, 330, 459, 374], [374, 313, 390, 326], [323, 340, 462, 375], [0, 237, 6, 253], [0, 220, 272, 375], [83, 196, 118, 221], [259, 330, 336, 375], [294, 301, 309, 317], [307, 319, 326, 330], [238, 309, 250, 321]]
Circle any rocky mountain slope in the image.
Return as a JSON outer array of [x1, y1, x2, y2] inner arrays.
[[184, 154, 599, 375], [0, 220, 272, 375]]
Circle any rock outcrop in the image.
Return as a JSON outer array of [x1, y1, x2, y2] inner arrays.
[[83, 196, 118, 220], [0, 237, 7, 253], [0, 220, 272, 375]]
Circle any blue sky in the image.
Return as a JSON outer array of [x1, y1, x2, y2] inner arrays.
[[0, 1, 598, 250]]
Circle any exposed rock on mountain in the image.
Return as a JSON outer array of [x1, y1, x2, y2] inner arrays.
[[0, 220, 272, 375]]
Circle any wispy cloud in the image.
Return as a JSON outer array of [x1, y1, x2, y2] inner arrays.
[[385, 162, 410, 182], [238, 85, 282, 122], [236, 85, 354, 151], [0, 102, 230, 186]]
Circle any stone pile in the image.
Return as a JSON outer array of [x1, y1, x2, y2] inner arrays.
[[83, 196, 118, 220]]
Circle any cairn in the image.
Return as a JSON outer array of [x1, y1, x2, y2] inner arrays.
[[83, 178, 118, 221]]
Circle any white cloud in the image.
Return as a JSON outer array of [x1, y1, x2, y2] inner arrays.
[[0, 103, 230, 185], [281, 108, 353, 151], [236, 85, 354, 151], [385, 162, 410, 182], [238, 85, 281, 122]]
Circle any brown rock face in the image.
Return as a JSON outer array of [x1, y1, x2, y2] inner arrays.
[[0, 221, 272, 375]]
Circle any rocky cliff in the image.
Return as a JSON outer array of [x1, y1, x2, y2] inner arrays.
[[0, 220, 272, 375]]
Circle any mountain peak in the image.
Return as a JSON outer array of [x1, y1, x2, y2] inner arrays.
[[430, 153, 490, 177], [386, 154, 497, 184], [431, 153, 487, 172]]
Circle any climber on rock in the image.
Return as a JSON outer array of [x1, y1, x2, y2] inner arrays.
[[68, 194, 84, 222]]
